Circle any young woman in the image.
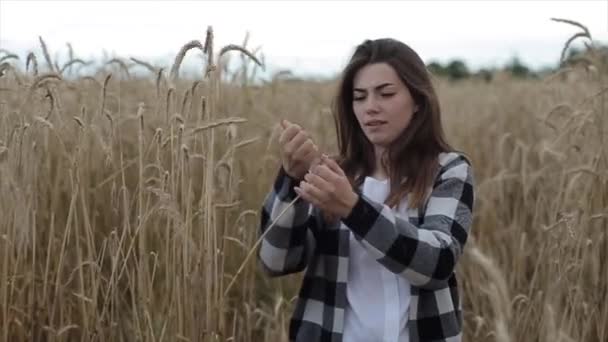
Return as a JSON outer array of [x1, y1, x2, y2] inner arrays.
[[259, 38, 475, 342]]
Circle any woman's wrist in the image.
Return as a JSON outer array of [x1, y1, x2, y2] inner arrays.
[[340, 190, 360, 219], [281, 165, 302, 181]]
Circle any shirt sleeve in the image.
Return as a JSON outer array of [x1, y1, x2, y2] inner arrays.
[[342, 153, 474, 289], [258, 166, 317, 277]]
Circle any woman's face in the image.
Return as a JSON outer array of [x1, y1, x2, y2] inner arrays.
[[352, 62, 418, 150]]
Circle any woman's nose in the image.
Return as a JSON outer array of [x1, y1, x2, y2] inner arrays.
[[364, 95, 380, 114]]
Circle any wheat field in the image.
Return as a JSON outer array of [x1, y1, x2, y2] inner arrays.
[[0, 22, 606, 342]]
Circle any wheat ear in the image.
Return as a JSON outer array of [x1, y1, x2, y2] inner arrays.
[[170, 40, 204, 81]]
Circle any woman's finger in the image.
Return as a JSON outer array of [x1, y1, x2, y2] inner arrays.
[[322, 155, 345, 176], [301, 148, 322, 171], [280, 119, 291, 130], [278, 123, 302, 145], [300, 181, 329, 203], [295, 185, 323, 208], [284, 130, 309, 155], [304, 171, 333, 193], [293, 139, 316, 161], [311, 164, 339, 183], [307, 149, 323, 169]]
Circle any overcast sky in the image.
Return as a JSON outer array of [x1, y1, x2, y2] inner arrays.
[[1, 0, 606, 78]]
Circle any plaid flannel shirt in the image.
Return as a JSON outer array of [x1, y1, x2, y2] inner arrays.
[[258, 152, 475, 342]]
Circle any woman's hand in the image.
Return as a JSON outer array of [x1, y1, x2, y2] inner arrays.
[[294, 155, 359, 219], [279, 119, 320, 180]]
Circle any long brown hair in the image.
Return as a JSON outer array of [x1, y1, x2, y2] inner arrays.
[[333, 38, 453, 209]]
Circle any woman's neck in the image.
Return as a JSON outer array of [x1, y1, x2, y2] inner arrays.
[[370, 170, 388, 181], [372, 146, 388, 180]]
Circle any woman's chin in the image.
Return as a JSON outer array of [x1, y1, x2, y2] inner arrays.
[[367, 137, 390, 147]]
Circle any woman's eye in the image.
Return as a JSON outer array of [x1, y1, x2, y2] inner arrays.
[[381, 93, 395, 98], [353, 97, 365, 101]]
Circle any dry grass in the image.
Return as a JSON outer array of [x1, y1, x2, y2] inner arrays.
[[0, 23, 606, 342]]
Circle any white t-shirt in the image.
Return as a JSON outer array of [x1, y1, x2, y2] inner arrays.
[[343, 176, 411, 342]]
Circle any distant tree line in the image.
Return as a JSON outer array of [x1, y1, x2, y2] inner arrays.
[[425, 45, 603, 82]]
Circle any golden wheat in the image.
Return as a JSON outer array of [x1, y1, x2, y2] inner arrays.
[[0, 24, 606, 342]]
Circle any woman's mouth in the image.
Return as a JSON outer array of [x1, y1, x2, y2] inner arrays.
[[365, 120, 387, 127]]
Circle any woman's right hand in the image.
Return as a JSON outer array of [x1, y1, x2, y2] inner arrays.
[[279, 119, 320, 180]]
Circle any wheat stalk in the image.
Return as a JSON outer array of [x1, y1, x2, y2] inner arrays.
[[0, 54, 18, 64], [38, 36, 55, 72], [43, 87, 56, 120], [0, 62, 12, 76], [106, 58, 131, 78], [551, 18, 593, 63], [130, 57, 158, 73], [204, 26, 215, 78], [60, 58, 90, 75], [223, 195, 301, 296], [66, 42, 74, 61], [26, 52, 39, 75], [29, 73, 62, 91], [170, 40, 204, 81], [155, 67, 165, 99], [218, 44, 263, 68]]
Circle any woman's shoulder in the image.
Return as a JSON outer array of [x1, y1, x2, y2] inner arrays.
[[436, 151, 474, 181], [438, 151, 473, 169]]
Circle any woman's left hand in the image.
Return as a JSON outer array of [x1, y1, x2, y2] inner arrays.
[[294, 155, 359, 219]]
